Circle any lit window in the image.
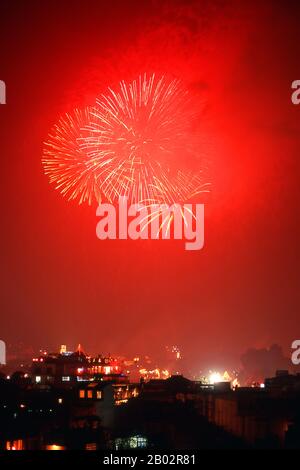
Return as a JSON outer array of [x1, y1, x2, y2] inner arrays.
[[45, 444, 65, 450], [62, 376, 70, 382], [96, 391, 102, 399], [79, 390, 85, 399], [35, 376, 41, 383], [6, 440, 24, 451], [87, 390, 93, 399], [86, 443, 97, 450], [129, 436, 148, 449]]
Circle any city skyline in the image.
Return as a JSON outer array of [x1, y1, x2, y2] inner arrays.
[[1, 0, 300, 386]]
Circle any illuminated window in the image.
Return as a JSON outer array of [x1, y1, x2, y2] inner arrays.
[[87, 390, 93, 399], [45, 444, 65, 450], [86, 443, 97, 450], [114, 436, 148, 450], [62, 376, 70, 382], [96, 391, 102, 399], [79, 390, 85, 399], [35, 376, 41, 383], [129, 436, 148, 449], [6, 440, 24, 451]]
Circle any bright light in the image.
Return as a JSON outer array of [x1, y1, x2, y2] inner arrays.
[[232, 378, 240, 388], [209, 372, 222, 384], [260, 383, 265, 389], [46, 444, 65, 450]]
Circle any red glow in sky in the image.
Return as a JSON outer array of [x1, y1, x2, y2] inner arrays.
[[1, 0, 300, 372]]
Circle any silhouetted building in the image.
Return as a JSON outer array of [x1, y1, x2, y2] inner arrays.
[[31, 345, 126, 387]]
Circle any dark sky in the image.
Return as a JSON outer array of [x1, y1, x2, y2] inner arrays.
[[0, 0, 300, 371]]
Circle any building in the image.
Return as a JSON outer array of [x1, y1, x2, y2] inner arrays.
[[31, 345, 126, 387]]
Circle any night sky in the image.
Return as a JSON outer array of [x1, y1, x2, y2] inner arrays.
[[1, 0, 300, 371]]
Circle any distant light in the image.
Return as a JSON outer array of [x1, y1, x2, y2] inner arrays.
[[46, 444, 65, 450], [260, 383, 265, 389], [127, 435, 148, 449], [209, 372, 222, 384], [35, 376, 41, 383], [60, 345, 67, 354], [58, 398, 63, 404], [20, 404, 26, 409], [232, 378, 240, 389], [6, 375, 10, 380]]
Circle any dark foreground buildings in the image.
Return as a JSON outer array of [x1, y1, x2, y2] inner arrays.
[[1, 348, 300, 450]]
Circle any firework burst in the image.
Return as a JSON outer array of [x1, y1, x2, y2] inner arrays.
[[42, 74, 210, 205], [43, 108, 103, 205]]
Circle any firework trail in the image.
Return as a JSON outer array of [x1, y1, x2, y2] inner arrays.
[[42, 74, 210, 205], [43, 108, 103, 205]]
